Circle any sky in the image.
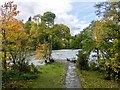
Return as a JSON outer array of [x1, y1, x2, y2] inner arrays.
[[0, 0, 108, 36]]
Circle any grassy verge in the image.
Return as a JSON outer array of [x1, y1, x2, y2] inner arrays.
[[22, 62, 65, 88], [77, 69, 119, 88], [2, 62, 65, 88]]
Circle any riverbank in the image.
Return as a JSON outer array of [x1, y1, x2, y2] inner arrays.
[[2, 62, 65, 88], [77, 70, 119, 88], [23, 62, 65, 88]]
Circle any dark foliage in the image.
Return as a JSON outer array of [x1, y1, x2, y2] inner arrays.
[[77, 50, 89, 70]]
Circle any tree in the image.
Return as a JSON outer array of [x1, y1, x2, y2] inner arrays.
[[51, 24, 71, 49], [41, 12, 56, 27], [94, 1, 120, 80], [6, 19, 31, 68], [40, 12, 56, 60], [1, 1, 19, 70]]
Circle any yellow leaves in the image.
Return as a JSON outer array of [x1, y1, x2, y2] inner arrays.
[[111, 65, 119, 73], [13, 45, 19, 49], [105, 62, 109, 66], [25, 45, 31, 50], [35, 43, 50, 59], [2, 17, 29, 52], [113, 39, 118, 45], [36, 44, 45, 53], [35, 44, 45, 59], [105, 60, 120, 74], [105, 61, 110, 67], [115, 53, 118, 57], [4, 19, 27, 41], [9, 44, 19, 51], [92, 21, 108, 42], [113, 68, 118, 73]]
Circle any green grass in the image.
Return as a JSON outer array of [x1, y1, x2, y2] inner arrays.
[[2, 62, 65, 88], [22, 62, 65, 88], [77, 70, 119, 88]]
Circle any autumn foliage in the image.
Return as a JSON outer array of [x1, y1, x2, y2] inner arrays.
[[1, 1, 38, 71]]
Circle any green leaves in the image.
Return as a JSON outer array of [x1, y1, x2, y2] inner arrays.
[[93, 2, 120, 81], [41, 12, 56, 27], [77, 50, 89, 70], [76, 1, 120, 81]]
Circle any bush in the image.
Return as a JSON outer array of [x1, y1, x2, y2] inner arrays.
[[71, 60, 76, 63], [89, 61, 99, 71], [77, 50, 89, 70], [18, 61, 31, 72], [2, 69, 20, 82], [2, 62, 39, 89], [30, 63, 39, 73], [21, 73, 38, 80], [49, 58, 54, 63], [104, 63, 120, 81], [12, 61, 39, 73]]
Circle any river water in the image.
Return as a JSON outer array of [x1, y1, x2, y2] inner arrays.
[[28, 49, 97, 66], [52, 49, 80, 61], [28, 49, 80, 66]]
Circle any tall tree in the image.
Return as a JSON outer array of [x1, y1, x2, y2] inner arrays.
[[1, 1, 19, 70], [41, 12, 56, 27], [40, 12, 56, 60], [51, 24, 71, 49], [94, 1, 120, 80]]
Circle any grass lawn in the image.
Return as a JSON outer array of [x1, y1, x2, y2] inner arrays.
[[22, 62, 65, 88], [77, 69, 119, 88]]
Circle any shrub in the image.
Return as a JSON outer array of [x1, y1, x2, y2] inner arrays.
[[104, 63, 120, 81], [12, 61, 39, 73], [49, 58, 54, 63], [77, 50, 89, 70], [30, 63, 39, 73], [18, 61, 31, 72], [71, 60, 76, 63], [2, 69, 20, 82], [2, 62, 39, 88], [89, 61, 99, 71]]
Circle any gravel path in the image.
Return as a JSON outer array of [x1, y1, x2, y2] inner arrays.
[[65, 61, 81, 88]]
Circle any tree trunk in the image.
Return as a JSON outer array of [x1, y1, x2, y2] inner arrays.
[[2, 50, 7, 71], [2, 28, 7, 71]]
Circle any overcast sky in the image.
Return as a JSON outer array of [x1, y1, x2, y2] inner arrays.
[[0, 0, 107, 36]]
